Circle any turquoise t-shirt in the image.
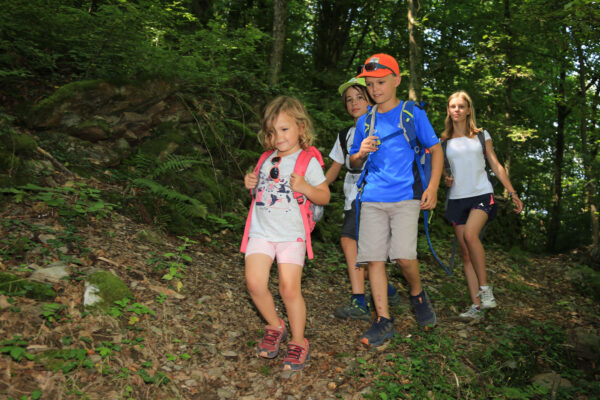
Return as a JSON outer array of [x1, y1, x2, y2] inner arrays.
[[350, 101, 439, 202]]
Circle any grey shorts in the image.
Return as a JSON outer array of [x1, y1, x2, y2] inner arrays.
[[356, 200, 420, 264]]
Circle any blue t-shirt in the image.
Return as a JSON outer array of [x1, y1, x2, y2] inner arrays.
[[350, 101, 439, 202]]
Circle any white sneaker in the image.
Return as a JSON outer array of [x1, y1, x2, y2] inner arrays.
[[459, 304, 483, 319], [479, 287, 497, 309]]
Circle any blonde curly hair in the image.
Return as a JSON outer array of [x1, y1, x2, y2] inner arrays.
[[258, 96, 314, 151]]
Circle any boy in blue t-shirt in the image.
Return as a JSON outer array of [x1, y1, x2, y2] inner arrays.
[[349, 53, 443, 347]]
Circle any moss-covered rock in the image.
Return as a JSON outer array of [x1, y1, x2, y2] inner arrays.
[[84, 270, 132, 311], [70, 118, 112, 141], [139, 130, 185, 158], [0, 272, 56, 300], [28, 80, 104, 128], [0, 133, 37, 155]]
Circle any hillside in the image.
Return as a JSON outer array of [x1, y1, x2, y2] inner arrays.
[[0, 174, 599, 400]]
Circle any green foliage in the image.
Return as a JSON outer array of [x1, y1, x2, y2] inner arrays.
[[40, 303, 67, 326], [132, 177, 207, 219], [1, 182, 115, 221], [0, 271, 56, 300], [0, 336, 34, 361], [567, 264, 600, 302], [0, 0, 597, 253]]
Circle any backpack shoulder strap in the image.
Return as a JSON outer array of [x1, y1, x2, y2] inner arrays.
[[477, 130, 487, 156], [293, 146, 324, 261], [254, 150, 274, 174], [399, 100, 417, 145], [364, 105, 377, 137], [240, 150, 274, 254], [441, 139, 451, 175], [338, 126, 352, 159], [294, 146, 324, 176]]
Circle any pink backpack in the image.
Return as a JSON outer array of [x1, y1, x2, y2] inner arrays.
[[240, 146, 325, 259]]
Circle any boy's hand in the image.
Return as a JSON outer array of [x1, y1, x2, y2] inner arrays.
[[290, 172, 308, 194], [444, 175, 454, 187], [358, 136, 380, 158], [244, 172, 258, 190], [420, 187, 438, 210]]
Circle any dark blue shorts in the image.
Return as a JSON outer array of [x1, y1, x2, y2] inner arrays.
[[341, 200, 358, 240], [445, 193, 497, 226]]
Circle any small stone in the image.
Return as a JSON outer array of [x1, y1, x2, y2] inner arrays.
[[222, 350, 238, 359]]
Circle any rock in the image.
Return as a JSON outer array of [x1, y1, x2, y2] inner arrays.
[[41, 131, 122, 168], [531, 371, 572, 390], [30, 264, 69, 284], [572, 327, 600, 361], [217, 387, 236, 399], [83, 282, 102, 307], [38, 234, 56, 244], [83, 270, 133, 311], [227, 331, 242, 339], [136, 229, 163, 245], [222, 350, 238, 359]]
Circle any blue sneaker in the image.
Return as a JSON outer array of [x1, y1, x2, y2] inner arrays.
[[410, 290, 436, 329], [334, 297, 371, 321], [359, 316, 395, 347]]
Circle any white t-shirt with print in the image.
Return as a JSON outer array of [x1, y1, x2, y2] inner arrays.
[[446, 130, 494, 199], [329, 127, 364, 210], [249, 149, 326, 242]]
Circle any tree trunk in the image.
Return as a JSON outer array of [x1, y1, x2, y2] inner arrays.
[[190, 0, 214, 26], [269, 0, 286, 87], [588, 84, 600, 264], [407, 0, 422, 101], [502, 0, 513, 187], [547, 68, 567, 251]]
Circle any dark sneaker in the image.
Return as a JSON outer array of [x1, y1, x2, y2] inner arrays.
[[257, 318, 287, 358], [334, 298, 371, 321], [410, 290, 437, 329], [282, 339, 310, 371], [359, 316, 395, 347]]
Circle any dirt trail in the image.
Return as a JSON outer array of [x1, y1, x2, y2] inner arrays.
[[1, 182, 598, 399]]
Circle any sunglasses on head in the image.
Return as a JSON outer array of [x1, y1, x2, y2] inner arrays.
[[357, 62, 396, 76], [269, 156, 281, 182]]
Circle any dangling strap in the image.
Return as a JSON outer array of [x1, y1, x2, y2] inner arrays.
[[240, 150, 274, 253], [292, 146, 324, 260]]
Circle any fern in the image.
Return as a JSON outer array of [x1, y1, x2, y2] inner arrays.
[[149, 155, 203, 179], [130, 152, 155, 175], [133, 178, 207, 218]]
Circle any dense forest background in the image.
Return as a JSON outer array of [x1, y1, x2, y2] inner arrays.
[[1, 0, 599, 261], [1, 1, 600, 399]]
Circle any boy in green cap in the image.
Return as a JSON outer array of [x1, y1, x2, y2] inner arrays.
[[326, 76, 401, 321]]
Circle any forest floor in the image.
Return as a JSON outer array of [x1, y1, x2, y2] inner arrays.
[[1, 175, 599, 400]]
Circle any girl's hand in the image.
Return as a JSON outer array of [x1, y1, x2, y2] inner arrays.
[[244, 172, 258, 190], [510, 192, 523, 214], [290, 172, 308, 194], [444, 175, 454, 187], [359, 136, 380, 158]]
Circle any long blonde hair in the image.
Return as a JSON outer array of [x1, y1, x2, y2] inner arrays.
[[442, 91, 481, 140], [258, 96, 314, 151]]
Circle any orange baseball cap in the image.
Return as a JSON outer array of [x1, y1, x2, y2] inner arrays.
[[357, 53, 400, 78]]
